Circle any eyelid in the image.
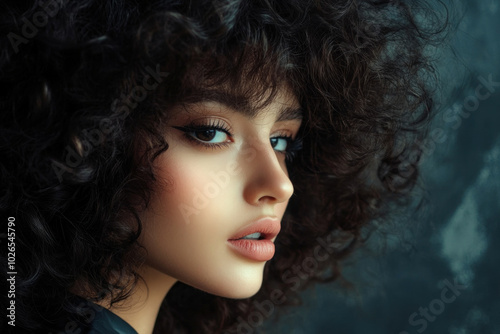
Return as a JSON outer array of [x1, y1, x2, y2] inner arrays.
[[171, 118, 234, 150], [271, 127, 298, 140], [172, 117, 233, 137]]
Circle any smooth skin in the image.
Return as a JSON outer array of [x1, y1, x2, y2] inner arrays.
[[106, 85, 302, 334]]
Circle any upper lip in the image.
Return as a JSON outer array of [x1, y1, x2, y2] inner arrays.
[[228, 217, 281, 241]]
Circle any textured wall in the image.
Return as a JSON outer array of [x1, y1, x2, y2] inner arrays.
[[266, 1, 500, 333]]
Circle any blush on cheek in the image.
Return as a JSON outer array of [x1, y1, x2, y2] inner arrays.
[[154, 157, 226, 222]]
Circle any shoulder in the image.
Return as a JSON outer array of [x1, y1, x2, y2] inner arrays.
[[87, 306, 138, 334], [48, 297, 138, 334]]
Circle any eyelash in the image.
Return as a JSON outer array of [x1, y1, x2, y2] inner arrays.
[[173, 120, 303, 162], [283, 136, 303, 162], [172, 120, 231, 153]]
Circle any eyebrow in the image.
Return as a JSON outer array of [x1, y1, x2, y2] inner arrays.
[[180, 89, 303, 122]]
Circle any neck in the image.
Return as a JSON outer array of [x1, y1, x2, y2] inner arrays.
[[97, 266, 177, 334]]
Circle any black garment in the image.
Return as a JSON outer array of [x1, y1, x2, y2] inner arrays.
[[87, 305, 138, 334], [49, 296, 138, 334]]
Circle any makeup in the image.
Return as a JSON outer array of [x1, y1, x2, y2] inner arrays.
[[227, 217, 281, 261]]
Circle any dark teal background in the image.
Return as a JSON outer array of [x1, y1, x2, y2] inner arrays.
[[265, 2, 500, 333]]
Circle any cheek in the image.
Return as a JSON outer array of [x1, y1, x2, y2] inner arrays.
[[156, 159, 203, 219], [150, 150, 236, 225], [275, 201, 289, 220], [140, 151, 219, 247], [138, 160, 219, 280], [138, 151, 264, 297], [136, 143, 293, 298]]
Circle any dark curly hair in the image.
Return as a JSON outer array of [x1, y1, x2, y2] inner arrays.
[[0, 0, 446, 333]]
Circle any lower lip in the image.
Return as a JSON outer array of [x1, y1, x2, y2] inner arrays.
[[227, 239, 275, 261]]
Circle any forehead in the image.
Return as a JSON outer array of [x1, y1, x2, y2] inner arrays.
[[175, 85, 303, 122]]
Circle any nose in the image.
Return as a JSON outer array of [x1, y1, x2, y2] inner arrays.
[[242, 139, 294, 206]]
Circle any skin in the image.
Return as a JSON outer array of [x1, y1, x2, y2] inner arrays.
[[107, 85, 302, 334]]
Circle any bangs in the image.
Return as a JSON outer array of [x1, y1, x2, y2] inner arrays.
[[179, 51, 294, 112], [134, 5, 299, 114]]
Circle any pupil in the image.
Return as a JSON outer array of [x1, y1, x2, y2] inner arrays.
[[197, 129, 215, 141], [270, 138, 277, 148]]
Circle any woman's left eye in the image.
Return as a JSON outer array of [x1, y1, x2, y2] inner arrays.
[[272, 135, 303, 162], [270, 137, 290, 152]]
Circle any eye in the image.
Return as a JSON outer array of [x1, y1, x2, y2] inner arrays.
[[270, 137, 289, 152], [172, 119, 233, 148], [271, 135, 303, 162], [189, 128, 229, 143]]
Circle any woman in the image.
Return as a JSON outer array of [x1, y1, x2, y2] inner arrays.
[[0, 0, 445, 333]]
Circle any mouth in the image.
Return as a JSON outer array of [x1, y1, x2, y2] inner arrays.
[[239, 232, 265, 240], [227, 217, 281, 261], [228, 217, 281, 241]]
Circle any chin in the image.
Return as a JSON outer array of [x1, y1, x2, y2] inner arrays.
[[183, 262, 266, 299], [203, 281, 263, 300]]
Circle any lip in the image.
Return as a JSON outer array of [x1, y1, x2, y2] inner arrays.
[[227, 217, 281, 261]]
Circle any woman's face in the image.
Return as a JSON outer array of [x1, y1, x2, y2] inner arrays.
[[138, 85, 302, 298]]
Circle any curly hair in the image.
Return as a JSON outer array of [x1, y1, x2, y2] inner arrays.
[[0, 0, 446, 333]]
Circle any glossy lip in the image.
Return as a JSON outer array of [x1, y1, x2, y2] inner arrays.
[[227, 217, 281, 261]]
